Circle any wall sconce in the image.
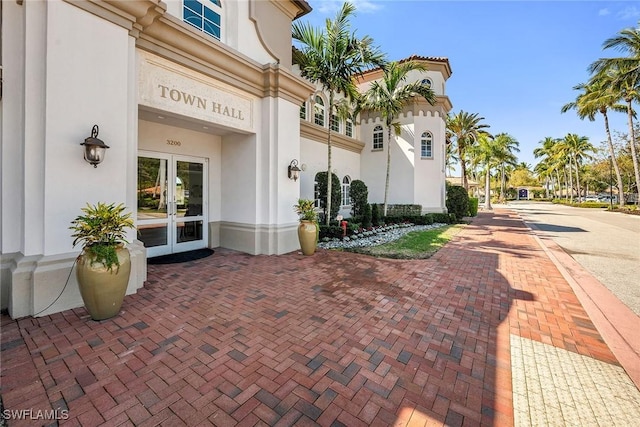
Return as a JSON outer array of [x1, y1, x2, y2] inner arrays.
[[80, 125, 109, 168], [288, 159, 301, 181]]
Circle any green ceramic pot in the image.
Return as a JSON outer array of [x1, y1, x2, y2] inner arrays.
[[76, 246, 131, 320]]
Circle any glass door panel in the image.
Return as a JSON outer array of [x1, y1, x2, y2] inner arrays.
[[137, 156, 170, 253], [174, 159, 206, 251]]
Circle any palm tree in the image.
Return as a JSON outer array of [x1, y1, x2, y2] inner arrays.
[[293, 2, 386, 224], [493, 133, 520, 202], [561, 75, 626, 206], [534, 137, 560, 198], [359, 61, 436, 215], [590, 27, 640, 204], [563, 133, 595, 201], [474, 134, 500, 210], [446, 111, 490, 191], [445, 142, 459, 177]]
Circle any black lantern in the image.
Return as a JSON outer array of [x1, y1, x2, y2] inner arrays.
[[288, 159, 301, 181], [81, 125, 109, 168]]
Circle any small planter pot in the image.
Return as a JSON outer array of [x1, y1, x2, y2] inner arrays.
[[297, 220, 318, 256], [76, 246, 131, 320]]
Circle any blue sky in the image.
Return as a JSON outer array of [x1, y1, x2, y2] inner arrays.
[[300, 0, 640, 169]]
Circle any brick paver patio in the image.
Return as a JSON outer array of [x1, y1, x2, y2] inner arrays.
[[1, 210, 634, 426]]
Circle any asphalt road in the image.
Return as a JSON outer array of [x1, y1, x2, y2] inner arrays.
[[503, 202, 640, 316]]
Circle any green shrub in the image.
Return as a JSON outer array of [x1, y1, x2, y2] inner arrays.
[[350, 180, 368, 217], [315, 172, 341, 222], [362, 203, 372, 229], [384, 204, 422, 217], [432, 213, 451, 224], [423, 213, 434, 225], [319, 225, 343, 239], [371, 203, 381, 226], [446, 185, 469, 221], [468, 197, 478, 217]]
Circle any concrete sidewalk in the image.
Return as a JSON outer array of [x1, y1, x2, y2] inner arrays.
[[1, 209, 638, 426]]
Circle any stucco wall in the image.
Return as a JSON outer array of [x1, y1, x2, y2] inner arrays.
[[43, 1, 134, 255], [300, 137, 361, 219]]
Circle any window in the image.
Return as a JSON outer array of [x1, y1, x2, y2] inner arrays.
[[300, 101, 307, 120], [341, 176, 351, 206], [345, 119, 353, 137], [314, 96, 325, 127], [421, 78, 432, 88], [330, 114, 340, 132], [373, 125, 383, 150], [183, 0, 222, 40], [421, 131, 433, 158]]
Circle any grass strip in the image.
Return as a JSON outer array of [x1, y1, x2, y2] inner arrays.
[[346, 224, 464, 259]]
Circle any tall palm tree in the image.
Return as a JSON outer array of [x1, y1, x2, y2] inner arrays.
[[359, 61, 436, 215], [474, 134, 500, 210], [293, 2, 386, 224], [563, 133, 595, 201], [561, 75, 626, 206], [494, 133, 520, 202], [446, 111, 490, 191], [590, 26, 640, 204]]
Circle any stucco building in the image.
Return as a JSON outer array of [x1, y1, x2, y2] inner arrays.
[[0, 0, 452, 318]]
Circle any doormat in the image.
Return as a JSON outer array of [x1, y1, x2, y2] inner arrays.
[[148, 248, 215, 265]]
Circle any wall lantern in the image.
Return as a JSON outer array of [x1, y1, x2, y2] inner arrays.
[[80, 125, 109, 168], [288, 159, 301, 181]]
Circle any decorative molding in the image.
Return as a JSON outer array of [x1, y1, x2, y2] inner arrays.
[[300, 121, 365, 154], [137, 14, 313, 103]]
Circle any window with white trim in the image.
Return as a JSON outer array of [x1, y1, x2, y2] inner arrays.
[[314, 96, 325, 127], [330, 114, 340, 132], [421, 78, 432, 88], [300, 101, 307, 120], [345, 119, 353, 137], [421, 131, 433, 158], [373, 125, 383, 150], [341, 176, 351, 206], [183, 0, 222, 40]]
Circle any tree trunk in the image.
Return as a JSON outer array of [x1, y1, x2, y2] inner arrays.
[[383, 124, 392, 216], [573, 154, 581, 202], [602, 111, 625, 207], [459, 142, 468, 191], [626, 99, 640, 205], [556, 170, 562, 199], [326, 93, 334, 225], [484, 165, 492, 210]]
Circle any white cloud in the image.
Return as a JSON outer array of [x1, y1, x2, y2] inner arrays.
[[314, 0, 384, 14], [598, 8, 610, 16], [617, 6, 640, 20]]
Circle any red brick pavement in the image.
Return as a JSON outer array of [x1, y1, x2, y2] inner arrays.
[[0, 210, 619, 426]]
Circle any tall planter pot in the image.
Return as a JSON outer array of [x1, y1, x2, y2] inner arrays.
[[76, 246, 131, 320], [298, 220, 317, 256]]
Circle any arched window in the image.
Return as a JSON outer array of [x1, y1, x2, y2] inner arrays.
[[330, 114, 340, 132], [314, 96, 325, 127], [373, 125, 383, 150], [300, 101, 307, 120], [421, 78, 432, 88], [345, 119, 353, 137], [341, 176, 351, 206], [183, 0, 222, 40], [421, 131, 433, 158]]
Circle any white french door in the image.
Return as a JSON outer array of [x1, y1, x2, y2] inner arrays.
[[137, 152, 208, 257]]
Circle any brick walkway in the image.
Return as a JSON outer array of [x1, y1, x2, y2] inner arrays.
[[1, 210, 636, 426]]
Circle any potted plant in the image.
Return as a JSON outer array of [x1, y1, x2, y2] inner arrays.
[[294, 198, 318, 256], [69, 202, 134, 320]]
